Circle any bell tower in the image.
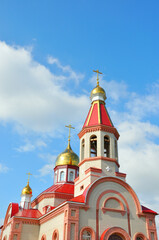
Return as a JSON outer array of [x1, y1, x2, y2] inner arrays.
[[74, 70, 124, 197]]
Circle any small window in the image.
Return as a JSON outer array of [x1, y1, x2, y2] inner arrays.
[[52, 230, 59, 240], [71, 210, 76, 216], [13, 235, 17, 240], [80, 185, 84, 190], [150, 232, 154, 240], [15, 223, 19, 229], [54, 172, 57, 183], [41, 235, 46, 240], [90, 135, 97, 157], [104, 136, 110, 157], [136, 237, 143, 240], [82, 230, 91, 240], [69, 171, 74, 182], [115, 139, 118, 158], [60, 171, 65, 181], [81, 139, 85, 160]]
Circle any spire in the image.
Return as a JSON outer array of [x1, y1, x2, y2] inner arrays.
[[80, 70, 119, 140], [83, 70, 113, 128]]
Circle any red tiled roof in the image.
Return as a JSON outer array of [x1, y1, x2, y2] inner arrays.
[[142, 205, 158, 215], [42, 183, 74, 195], [70, 195, 85, 203], [15, 209, 42, 218]]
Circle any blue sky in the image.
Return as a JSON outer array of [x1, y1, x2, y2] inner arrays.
[[0, 0, 159, 233]]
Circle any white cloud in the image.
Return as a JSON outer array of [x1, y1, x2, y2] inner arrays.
[[16, 139, 47, 152], [126, 81, 159, 120], [0, 163, 9, 173], [38, 154, 56, 177], [47, 56, 84, 85], [0, 41, 89, 133]]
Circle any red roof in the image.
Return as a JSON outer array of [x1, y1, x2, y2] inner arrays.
[[15, 209, 42, 218], [70, 195, 85, 203], [83, 101, 113, 128], [142, 205, 158, 215], [42, 183, 74, 195], [11, 203, 19, 217]]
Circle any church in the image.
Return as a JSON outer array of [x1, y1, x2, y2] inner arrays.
[[0, 70, 158, 240]]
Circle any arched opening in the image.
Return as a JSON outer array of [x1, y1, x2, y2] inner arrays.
[[136, 237, 143, 240], [115, 139, 118, 158], [90, 135, 97, 157], [104, 135, 110, 157], [52, 229, 59, 240], [82, 230, 91, 239], [134, 232, 147, 240], [41, 235, 46, 240], [54, 172, 57, 183], [60, 171, 65, 181], [81, 139, 85, 160], [108, 234, 123, 240], [69, 171, 74, 182], [80, 227, 95, 240]]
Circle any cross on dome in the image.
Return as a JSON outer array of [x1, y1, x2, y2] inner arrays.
[[65, 124, 75, 142], [93, 69, 102, 86], [26, 172, 32, 184]]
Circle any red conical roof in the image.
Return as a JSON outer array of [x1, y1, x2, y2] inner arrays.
[[83, 100, 113, 128]]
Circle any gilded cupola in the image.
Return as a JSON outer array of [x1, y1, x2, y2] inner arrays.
[[21, 173, 32, 195], [55, 140, 79, 166], [55, 125, 79, 167], [90, 70, 106, 102]]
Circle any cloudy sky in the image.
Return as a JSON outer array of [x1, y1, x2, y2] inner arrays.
[[0, 0, 159, 234]]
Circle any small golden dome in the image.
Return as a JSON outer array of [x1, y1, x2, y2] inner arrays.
[[91, 85, 106, 100], [21, 182, 32, 195], [55, 141, 79, 166]]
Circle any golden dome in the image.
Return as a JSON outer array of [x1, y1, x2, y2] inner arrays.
[[21, 182, 32, 195], [55, 141, 79, 166], [91, 85, 106, 100]]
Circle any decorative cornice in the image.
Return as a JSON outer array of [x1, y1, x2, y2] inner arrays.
[[78, 156, 120, 168], [78, 125, 120, 140]]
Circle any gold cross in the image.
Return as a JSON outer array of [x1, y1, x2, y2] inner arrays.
[[93, 69, 102, 86], [26, 172, 32, 183], [65, 124, 75, 141]]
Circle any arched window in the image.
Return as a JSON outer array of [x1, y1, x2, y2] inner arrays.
[[41, 235, 46, 240], [81, 139, 85, 160], [52, 229, 59, 240], [80, 227, 95, 240], [134, 233, 146, 240], [90, 135, 97, 157], [60, 171, 65, 181], [69, 171, 74, 182], [104, 135, 110, 157], [82, 230, 91, 240], [54, 172, 57, 183], [108, 234, 123, 240], [115, 139, 118, 158], [136, 237, 143, 240]]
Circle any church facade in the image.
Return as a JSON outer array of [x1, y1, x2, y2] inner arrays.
[[0, 72, 158, 240]]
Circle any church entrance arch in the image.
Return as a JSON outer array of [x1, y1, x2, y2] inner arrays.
[[108, 234, 123, 240], [100, 227, 131, 240]]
